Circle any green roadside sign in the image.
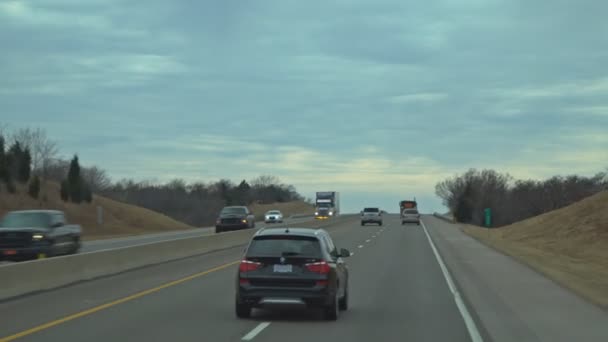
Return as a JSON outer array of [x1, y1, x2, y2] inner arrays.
[[484, 208, 492, 228]]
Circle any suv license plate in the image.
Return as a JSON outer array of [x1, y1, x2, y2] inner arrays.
[[273, 264, 293, 273]]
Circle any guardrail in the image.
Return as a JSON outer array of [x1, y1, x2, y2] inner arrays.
[[433, 212, 456, 223], [0, 215, 356, 301]]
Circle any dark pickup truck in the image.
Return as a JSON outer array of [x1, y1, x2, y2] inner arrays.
[[215, 206, 256, 233], [0, 210, 82, 261]]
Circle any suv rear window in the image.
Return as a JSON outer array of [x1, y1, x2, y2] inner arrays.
[[246, 236, 322, 258], [363, 208, 379, 212], [404, 209, 418, 214]]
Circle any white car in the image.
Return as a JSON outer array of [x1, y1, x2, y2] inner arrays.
[[264, 210, 284, 223]]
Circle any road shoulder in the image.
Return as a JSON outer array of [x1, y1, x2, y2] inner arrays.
[[424, 215, 608, 342]]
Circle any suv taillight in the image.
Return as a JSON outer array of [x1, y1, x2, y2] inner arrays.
[[305, 260, 331, 274], [239, 260, 262, 272]]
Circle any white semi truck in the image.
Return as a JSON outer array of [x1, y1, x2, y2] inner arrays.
[[315, 191, 340, 219]]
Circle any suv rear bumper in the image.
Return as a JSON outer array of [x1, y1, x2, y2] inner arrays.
[[401, 217, 420, 223], [361, 217, 382, 223], [237, 286, 334, 308]]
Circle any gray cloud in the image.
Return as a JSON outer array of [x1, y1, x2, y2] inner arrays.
[[1, 0, 607, 212]]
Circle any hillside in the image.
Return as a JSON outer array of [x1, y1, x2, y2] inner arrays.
[[462, 191, 608, 307], [0, 182, 195, 240]]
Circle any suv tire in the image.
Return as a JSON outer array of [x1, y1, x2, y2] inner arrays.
[[236, 301, 252, 319], [325, 294, 339, 321]]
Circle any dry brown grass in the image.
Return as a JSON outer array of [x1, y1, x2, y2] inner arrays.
[[462, 191, 608, 308], [250, 201, 314, 220], [0, 182, 195, 240]]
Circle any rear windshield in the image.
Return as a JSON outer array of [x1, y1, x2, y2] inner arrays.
[[404, 209, 418, 214], [364, 208, 379, 212], [0, 213, 50, 228], [221, 207, 247, 214], [266, 211, 281, 215], [247, 235, 322, 258]]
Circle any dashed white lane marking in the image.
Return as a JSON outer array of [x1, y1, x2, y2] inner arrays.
[[242, 322, 271, 341], [350, 252, 355, 256], [365, 239, 371, 243], [372, 235, 376, 238], [358, 245, 364, 248], [420, 221, 483, 342]]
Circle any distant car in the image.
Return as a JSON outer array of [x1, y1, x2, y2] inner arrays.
[[215, 206, 255, 233], [235, 227, 351, 320], [401, 209, 420, 225], [360, 207, 383, 226], [0, 210, 81, 261], [264, 210, 284, 224]]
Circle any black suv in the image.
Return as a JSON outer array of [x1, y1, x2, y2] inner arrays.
[[235, 228, 350, 320]]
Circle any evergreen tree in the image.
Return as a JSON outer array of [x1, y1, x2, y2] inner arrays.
[[7, 141, 23, 181], [67, 155, 82, 203], [17, 147, 32, 183]]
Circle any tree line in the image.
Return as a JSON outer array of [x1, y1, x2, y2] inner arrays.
[[99, 175, 304, 226], [435, 168, 608, 227]]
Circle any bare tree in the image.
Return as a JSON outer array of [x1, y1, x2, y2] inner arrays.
[[250, 175, 281, 188], [81, 166, 112, 192]]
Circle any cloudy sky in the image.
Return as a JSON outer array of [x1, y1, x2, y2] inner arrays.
[[1, 0, 607, 213]]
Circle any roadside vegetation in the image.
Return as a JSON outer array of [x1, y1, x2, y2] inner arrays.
[[0, 126, 311, 229], [435, 168, 607, 227]]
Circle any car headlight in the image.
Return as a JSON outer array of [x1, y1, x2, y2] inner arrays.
[[329, 212, 334, 216], [315, 212, 319, 215], [32, 234, 45, 240], [242, 219, 247, 223]]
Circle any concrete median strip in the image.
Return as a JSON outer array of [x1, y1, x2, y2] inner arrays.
[[0, 215, 356, 301]]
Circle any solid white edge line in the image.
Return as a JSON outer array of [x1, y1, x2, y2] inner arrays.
[[420, 220, 484, 342], [242, 322, 271, 341]]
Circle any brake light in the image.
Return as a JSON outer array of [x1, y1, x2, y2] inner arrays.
[[239, 278, 250, 285], [239, 260, 262, 272], [316, 280, 329, 286], [305, 260, 331, 274]]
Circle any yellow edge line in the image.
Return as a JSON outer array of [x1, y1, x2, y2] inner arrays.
[[0, 260, 240, 342]]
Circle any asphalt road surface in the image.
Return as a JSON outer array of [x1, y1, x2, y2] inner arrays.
[[0, 215, 475, 342]]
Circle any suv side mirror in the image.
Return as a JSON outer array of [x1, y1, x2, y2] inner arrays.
[[340, 248, 351, 258]]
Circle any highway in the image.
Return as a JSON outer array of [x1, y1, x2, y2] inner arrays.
[[1, 215, 606, 342], [80, 216, 316, 253], [0, 215, 474, 342]]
